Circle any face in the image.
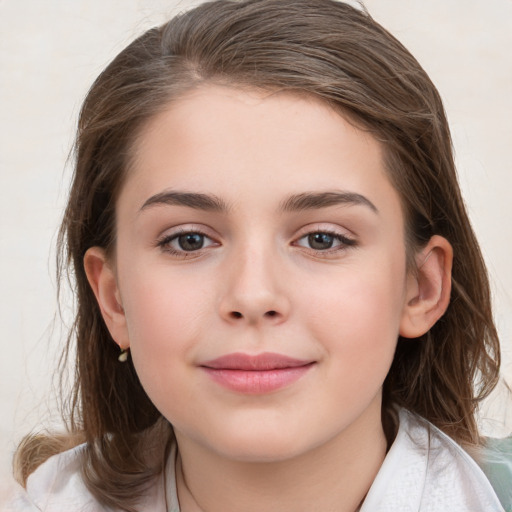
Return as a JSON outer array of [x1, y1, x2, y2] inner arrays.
[[110, 85, 412, 462]]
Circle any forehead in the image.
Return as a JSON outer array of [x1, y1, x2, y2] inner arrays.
[[122, 85, 402, 222]]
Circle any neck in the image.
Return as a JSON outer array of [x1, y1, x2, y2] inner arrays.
[[174, 401, 387, 512]]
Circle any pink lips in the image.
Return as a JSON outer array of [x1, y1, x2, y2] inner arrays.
[[200, 352, 314, 394]]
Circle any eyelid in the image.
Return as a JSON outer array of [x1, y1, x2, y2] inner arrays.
[[293, 223, 356, 240], [156, 223, 218, 242]]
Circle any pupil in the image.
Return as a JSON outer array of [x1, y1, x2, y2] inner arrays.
[[309, 233, 334, 250], [179, 233, 204, 251]]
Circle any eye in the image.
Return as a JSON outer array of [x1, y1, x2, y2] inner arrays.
[[295, 231, 356, 252], [306, 232, 336, 250], [175, 232, 206, 251], [157, 230, 217, 255]]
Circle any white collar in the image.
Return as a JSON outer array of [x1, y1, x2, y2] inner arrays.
[[360, 409, 504, 511]]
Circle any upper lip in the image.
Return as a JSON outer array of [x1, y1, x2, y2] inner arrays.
[[200, 352, 313, 371]]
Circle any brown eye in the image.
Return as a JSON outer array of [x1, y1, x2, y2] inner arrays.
[[177, 233, 205, 251], [308, 233, 335, 250], [157, 230, 217, 255], [295, 230, 356, 253]]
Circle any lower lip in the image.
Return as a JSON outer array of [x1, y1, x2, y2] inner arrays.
[[201, 364, 314, 394]]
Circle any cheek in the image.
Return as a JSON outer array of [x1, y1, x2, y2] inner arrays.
[[119, 270, 211, 421], [303, 257, 406, 375], [119, 267, 211, 372]]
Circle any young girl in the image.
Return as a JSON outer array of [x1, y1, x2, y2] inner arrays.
[[8, 0, 509, 510]]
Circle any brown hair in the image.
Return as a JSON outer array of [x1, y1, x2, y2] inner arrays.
[[15, 0, 500, 510]]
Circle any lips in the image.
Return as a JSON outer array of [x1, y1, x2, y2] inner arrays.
[[200, 352, 315, 394]]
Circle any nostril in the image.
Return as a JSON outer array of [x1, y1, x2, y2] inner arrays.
[[228, 310, 278, 320]]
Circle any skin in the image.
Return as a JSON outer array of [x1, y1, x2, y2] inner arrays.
[[85, 85, 452, 512]]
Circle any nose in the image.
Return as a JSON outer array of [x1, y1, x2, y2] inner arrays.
[[218, 244, 291, 326]]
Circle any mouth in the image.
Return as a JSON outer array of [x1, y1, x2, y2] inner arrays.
[[199, 352, 315, 394]]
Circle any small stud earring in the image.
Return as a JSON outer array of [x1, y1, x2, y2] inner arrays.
[[118, 348, 129, 363]]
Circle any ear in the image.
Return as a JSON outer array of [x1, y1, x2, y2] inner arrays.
[[83, 247, 130, 350], [399, 235, 453, 339]]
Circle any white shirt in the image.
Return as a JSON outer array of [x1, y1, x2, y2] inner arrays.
[[5, 409, 505, 511]]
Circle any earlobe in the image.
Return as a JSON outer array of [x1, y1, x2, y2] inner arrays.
[[399, 235, 453, 339], [83, 247, 130, 349]]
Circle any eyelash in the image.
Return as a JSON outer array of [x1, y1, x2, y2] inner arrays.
[[156, 229, 218, 258], [156, 228, 357, 258], [293, 229, 357, 256]]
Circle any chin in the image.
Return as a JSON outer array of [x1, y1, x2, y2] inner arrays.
[[204, 422, 327, 464], [220, 439, 307, 463]]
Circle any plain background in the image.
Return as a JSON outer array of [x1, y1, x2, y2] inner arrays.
[[1, 0, 511, 498]]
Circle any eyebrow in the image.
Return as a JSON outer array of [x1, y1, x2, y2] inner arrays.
[[139, 189, 378, 215], [140, 191, 230, 213], [280, 191, 378, 214]]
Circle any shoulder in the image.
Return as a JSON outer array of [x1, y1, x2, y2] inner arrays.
[[4, 444, 106, 512], [361, 409, 505, 512], [5, 442, 174, 512], [414, 411, 505, 511]]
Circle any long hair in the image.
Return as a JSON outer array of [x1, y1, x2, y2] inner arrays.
[[15, 1, 500, 510]]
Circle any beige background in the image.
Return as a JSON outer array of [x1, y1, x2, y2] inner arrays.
[[1, 0, 511, 498]]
